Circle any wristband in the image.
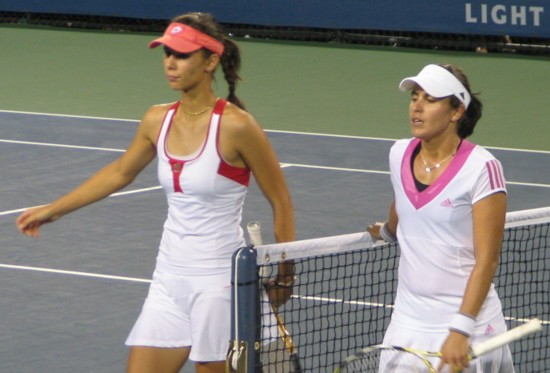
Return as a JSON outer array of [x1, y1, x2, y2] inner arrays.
[[380, 222, 397, 243], [449, 312, 476, 337], [273, 276, 297, 288]]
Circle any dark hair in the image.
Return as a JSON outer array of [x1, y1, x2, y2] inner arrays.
[[172, 12, 246, 110], [439, 64, 482, 139]]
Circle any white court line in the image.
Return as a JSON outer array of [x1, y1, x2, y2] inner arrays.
[[282, 163, 550, 189], [2, 109, 550, 154], [284, 162, 389, 175], [0, 263, 151, 283], [3, 138, 550, 189], [291, 294, 549, 325], [0, 186, 163, 216], [0, 261, 547, 326], [0, 109, 138, 123], [1, 162, 548, 218], [0, 260, 547, 327], [3, 133, 546, 187], [0, 139, 124, 152]]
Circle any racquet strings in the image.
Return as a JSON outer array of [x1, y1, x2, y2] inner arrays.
[[339, 348, 434, 373]]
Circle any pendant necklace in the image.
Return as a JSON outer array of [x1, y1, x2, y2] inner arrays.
[[420, 151, 455, 173]]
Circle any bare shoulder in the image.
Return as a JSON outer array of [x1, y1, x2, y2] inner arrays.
[[142, 102, 174, 126], [218, 101, 278, 170], [221, 102, 263, 138], [138, 102, 175, 141]]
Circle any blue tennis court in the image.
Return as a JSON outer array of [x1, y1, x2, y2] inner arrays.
[[1, 110, 549, 372]]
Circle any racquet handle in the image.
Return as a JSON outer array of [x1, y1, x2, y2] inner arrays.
[[470, 318, 542, 357], [247, 221, 268, 279], [247, 221, 263, 246]]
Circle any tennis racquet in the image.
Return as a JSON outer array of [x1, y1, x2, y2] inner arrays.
[[334, 318, 542, 373], [246, 221, 303, 373]]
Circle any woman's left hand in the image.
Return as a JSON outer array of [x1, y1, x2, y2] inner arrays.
[[437, 331, 470, 372], [264, 278, 294, 308]]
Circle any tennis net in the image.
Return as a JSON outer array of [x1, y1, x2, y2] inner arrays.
[[227, 206, 549, 373]]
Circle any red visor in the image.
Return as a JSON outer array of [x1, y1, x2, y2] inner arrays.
[[149, 23, 224, 56]]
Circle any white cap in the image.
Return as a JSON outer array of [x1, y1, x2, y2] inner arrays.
[[399, 64, 471, 109]]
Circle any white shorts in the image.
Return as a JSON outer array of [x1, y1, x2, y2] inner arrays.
[[125, 269, 231, 362], [382, 313, 515, 372]]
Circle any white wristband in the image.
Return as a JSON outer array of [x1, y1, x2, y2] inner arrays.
[[449, 312, 476, 337], [380, 222, 397, 243]]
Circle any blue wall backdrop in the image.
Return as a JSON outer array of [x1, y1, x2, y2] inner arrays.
[[1, 0, 548, 38]]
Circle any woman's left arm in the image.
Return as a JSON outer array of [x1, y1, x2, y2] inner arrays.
[[226, 109, 296, 306], [439, 191, 507, 371], [231, 114, 295, 245], [463, 191, 507, 316]]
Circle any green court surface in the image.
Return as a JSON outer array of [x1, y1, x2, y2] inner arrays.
[[1, 25, 549, 151]]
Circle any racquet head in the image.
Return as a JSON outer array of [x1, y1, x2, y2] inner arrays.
[[335, 345, 438, 373], [336, 319, 542, 373]]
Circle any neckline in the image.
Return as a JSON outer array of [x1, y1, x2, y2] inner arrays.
[[401, 138, 475, 209]]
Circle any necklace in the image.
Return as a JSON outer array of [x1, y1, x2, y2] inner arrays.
[[420, 151, 455, 173], [181, 103, 212, 116]]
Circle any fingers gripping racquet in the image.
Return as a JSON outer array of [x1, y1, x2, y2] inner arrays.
[[246, 221, 303, 373], [334, 318, 542, 373]]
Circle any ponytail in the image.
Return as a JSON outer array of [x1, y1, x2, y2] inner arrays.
[[441, 64, 482, 139], [220, 38, 246, 110], [172, 12, 246, 110]]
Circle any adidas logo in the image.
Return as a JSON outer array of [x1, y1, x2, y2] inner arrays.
[[171, 26, 183, 34], [440, 198, 454, 208], [484, 324, 495, 335]]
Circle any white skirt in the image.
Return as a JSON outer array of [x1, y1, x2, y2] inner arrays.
[[125, 269, 231, 362], [381, 313, 515, 373]]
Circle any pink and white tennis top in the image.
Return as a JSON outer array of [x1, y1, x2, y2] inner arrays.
[[390, 138, 507, 331], [155, 99, 250, 275]]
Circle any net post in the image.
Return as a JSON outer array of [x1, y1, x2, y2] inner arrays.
[[226, 245, 259, 373]]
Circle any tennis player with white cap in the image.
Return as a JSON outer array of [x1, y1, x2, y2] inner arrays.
[[368, 64, 513, 372]]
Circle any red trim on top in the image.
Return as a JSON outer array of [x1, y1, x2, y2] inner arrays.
[[163, 100, 212, 163], [214, 100, 251, 186], [169, 159, 185, 192], [218, 161, 251, 186], [155, 101, 180, 147], [162, 100, 218, 193]]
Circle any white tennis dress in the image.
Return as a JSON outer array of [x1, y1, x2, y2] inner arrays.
[[126, 99, 250, 361], [382, 138, 514, 372]]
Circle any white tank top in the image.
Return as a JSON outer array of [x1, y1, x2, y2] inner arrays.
[[155, 99, 250, 275]]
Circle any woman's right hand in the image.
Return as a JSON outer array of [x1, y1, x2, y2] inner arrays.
[[367, 222, 384, 240], [16, 205, 57, 238], [264, 280, 294, 308]]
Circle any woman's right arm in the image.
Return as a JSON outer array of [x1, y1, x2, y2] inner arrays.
[[367, 199, 398, 242], [16, 105, 166, 237]]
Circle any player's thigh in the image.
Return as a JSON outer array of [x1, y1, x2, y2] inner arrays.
[[195, 361, 225, 373], [188, 286, 231, 362], [127, 346, 190, 373]]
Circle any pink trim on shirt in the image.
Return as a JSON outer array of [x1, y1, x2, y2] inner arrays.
[[401, 138, 476, 209], [486, 159, 504, 190]]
